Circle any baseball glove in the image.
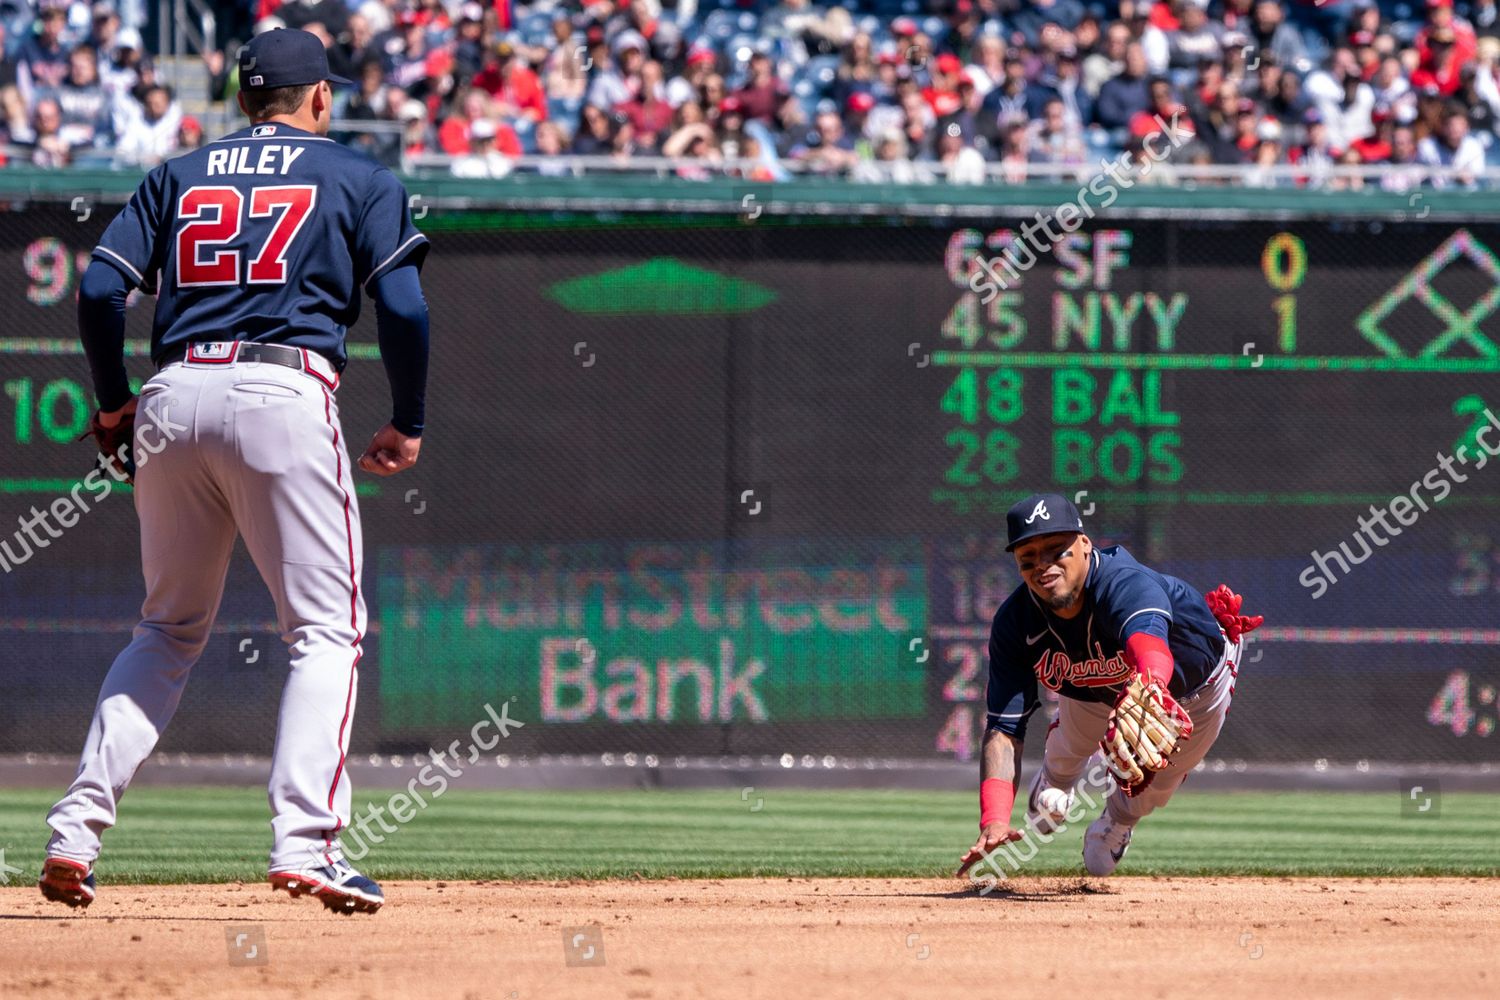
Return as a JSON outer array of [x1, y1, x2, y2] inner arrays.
[[82, 409, 137, 483], [1100, 674, 1194, 797]]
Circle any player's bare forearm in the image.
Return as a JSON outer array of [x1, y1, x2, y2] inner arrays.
[[979, 726, 1021, 786], [956, 728, 1025, 877]]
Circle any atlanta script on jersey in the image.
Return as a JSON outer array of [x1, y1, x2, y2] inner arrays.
[[985, 545, 1226, 740]]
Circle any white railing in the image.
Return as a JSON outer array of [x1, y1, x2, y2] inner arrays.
[[392, 151, 1494, 191], [6, 124, 1494, 196]]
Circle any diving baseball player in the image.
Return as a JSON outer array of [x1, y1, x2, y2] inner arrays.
[[956, 493, 1262, 879], [40, 28, 430, 915]]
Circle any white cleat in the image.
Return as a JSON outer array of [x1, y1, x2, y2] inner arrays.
[[1083, 814, 1134, 876], [1026, 772, 1074, 835]]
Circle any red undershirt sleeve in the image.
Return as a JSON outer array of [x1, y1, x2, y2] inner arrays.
[[1124, 631, 1174, 688]]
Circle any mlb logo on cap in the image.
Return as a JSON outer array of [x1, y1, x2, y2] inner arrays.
[[1005, 492, 1086, 551], [249, 74, 264, 87]]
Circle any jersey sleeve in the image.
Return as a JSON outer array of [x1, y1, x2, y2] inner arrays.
[[353, 167, 430, 290], [1097, 570, 1174, 643], [985, 610, 1041, 740], [92, 164, 169, 293]]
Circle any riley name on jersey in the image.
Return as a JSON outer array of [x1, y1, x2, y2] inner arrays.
[[206, 145, 307, 176]]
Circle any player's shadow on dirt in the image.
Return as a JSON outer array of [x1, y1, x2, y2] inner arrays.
[[850, 877, 1116, 902], [957, 877, 1117, 901]]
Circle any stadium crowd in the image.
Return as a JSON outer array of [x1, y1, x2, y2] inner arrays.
[[3, 0, 1500, 186]]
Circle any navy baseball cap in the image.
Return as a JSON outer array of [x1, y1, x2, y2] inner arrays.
[[239, 28, 351, 89], [1005, 493, 1086, 551]]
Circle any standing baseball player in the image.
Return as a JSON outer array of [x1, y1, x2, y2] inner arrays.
[[956, 494, 1262, 879], [39, 28, 430, 915]]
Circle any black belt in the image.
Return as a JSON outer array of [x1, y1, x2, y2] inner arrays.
[[159, 342, 329, 372]]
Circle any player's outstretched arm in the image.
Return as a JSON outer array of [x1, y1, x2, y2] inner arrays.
[[955, 727, 1025, 877]]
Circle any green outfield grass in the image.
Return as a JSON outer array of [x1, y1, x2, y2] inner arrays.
[[0, 787, 1495, 884]]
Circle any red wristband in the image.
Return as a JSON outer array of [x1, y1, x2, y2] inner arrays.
[[979, 777, 1016, 830], [1125, 632, 1174, 689]]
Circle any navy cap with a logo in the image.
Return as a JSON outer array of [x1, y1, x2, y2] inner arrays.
[[239, 27, 351, 90], [1005, 493, 1086, 551]]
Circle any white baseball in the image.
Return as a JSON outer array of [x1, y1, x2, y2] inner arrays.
[[1035, 787, 1072, 823]]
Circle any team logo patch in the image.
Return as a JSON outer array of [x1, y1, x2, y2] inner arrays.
[[1023, 500, 1050, 524], [252, 123, 276, 136]]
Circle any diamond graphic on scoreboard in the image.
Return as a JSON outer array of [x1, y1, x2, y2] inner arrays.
[[1356, 230, 1500, 359], [546, 259, 777, 316]]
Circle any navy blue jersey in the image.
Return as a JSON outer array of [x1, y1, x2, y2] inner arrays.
[[91, 122, 428, 370], [985, 545, 1225, 740]]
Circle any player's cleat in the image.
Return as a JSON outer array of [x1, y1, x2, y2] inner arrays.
[[270, 846, 384, 915], [1026, 772, 1074, 835], [1083, 814, 1134, 876], [39, 857, 96, 909]]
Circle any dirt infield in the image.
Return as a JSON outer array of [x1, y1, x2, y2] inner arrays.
[[2, 877, 1495, 999]]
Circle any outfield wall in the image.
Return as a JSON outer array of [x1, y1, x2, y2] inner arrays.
[[1, 181, 1497, 767]]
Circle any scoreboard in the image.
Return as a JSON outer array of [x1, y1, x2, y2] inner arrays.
[[932, 224, 1500, 513], [2, 205, 1498, 763]]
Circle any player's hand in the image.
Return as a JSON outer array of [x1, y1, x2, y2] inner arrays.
[[955, 823, 1024, 878], [98, 396, 138, 429], [357, 423, 421, 476]]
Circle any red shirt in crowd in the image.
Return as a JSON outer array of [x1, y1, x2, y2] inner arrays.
[[1350, 134, 1392, 161], [733, 80, 788, 122], [472, 61, 548, 120], [438, 116, 522, 156], [614, 97, 674, 137]]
